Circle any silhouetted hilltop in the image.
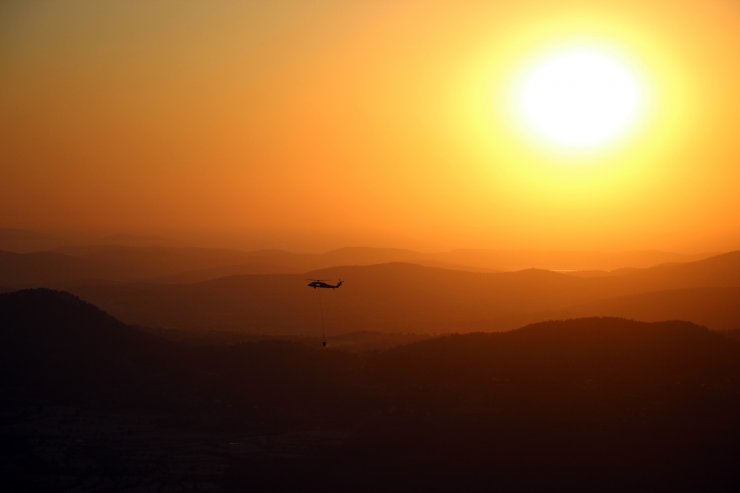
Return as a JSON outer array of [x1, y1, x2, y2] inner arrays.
[[0, 289, 171, 404], [0, 288, 126, 333], [0, 288, 164, 354], [379, 317, 739, 380], [388, 317, 740, 370]]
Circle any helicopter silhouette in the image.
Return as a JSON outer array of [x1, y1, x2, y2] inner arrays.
[[307, 279, 343, 348], [306, 279, 343, 289]]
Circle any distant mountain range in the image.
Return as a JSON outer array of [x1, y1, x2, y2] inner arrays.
[[0, 245, 262, 287], [2, 235, 738, 334], [0, 232, 712, 287], [56, 250, 740, 334]]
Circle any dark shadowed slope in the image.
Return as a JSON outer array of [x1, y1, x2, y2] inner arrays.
[[377, 317, 740, 381], [0, 289, 173, 404], [0, 288, 129, 334], [4, 296, 740, 491], [363, 318, 740, 489]]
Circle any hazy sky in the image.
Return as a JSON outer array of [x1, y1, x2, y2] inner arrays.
[[1, 0, 739, 251]]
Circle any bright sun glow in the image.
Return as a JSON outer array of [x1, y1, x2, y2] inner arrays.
[[514, 47, 647, 151]]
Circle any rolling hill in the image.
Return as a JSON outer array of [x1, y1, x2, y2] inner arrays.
[[4, 293, 740, 491], [0, 289, 174, 404], [0, 245, 479, 287], [558, 286, 740, 330], [0, 241, 714, 288], [0, 246, 265, 287], [63, 249, 740, 334], [69, 263, 603, 333], [610, 250, 740, 287]]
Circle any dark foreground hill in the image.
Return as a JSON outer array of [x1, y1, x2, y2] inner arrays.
[[3, 290, 740, 491], [0, 289, 184, 405]]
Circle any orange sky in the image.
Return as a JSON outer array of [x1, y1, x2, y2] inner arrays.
[[1, 0, 739, 251]]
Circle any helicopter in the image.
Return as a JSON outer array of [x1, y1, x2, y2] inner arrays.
[[306, 278, 343, 348], [306, 279, 343, 289]]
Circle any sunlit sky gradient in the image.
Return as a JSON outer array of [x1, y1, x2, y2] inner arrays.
[[1, 0, 739, 251]]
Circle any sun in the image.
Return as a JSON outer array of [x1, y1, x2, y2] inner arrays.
[[513, 46, 647, 151]]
